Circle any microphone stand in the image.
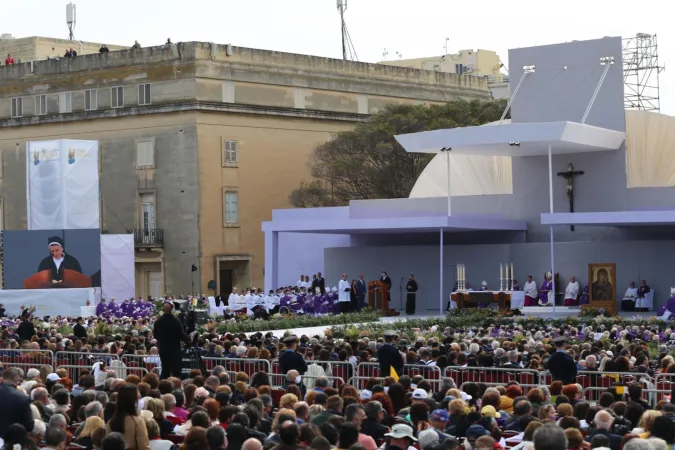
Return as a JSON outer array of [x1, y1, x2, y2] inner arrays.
[[399, 277, 404, 311]]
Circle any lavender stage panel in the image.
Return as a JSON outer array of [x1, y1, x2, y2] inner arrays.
[[277, 232, 350, 287], [324, 239, 675, 314]]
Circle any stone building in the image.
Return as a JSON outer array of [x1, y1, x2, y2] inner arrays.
[[0, 34, 127, 62], [0, 41, 491, 297]]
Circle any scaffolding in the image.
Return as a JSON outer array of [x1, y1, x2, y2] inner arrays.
[[623, 33, 664, 112]]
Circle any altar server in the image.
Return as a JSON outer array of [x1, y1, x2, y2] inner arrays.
[[563, 276, 580, 306], [621, 281, 638, 312], [523, 276, 538, 307], [338, 274, 351, 314]]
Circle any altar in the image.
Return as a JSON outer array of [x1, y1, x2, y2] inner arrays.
[[450, 290, 525, 313]]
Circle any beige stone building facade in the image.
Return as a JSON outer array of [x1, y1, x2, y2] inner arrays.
[[0, 41, 491, 297], [0, 35, 127, 62]]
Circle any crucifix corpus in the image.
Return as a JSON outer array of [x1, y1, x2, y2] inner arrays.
[[557, 163, 584, 231]]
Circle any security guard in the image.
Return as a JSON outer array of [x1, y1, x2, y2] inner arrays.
[[544, 336, 577, 385], [279, 335, 308, 375], [377, 330, 404, 376]]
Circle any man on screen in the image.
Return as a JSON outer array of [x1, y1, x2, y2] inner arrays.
[[37, 236, 83, 284]]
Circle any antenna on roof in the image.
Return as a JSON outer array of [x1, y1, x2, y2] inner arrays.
[[336, 0, 358, 61], [66, 3, 76, 41]]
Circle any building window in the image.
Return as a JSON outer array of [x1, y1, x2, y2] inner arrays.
[[85, 89, 97, 111], [455, 64, 464, 75], [11, 97, 22, 118], [222, 140, 238, 166], [59, 92, 72, 113], [35, 95, 47, 115], [136, 141, 155, 168], [224, 191, 239, 225], [138, 84, 151, 105], [140, 192, 156, 230], [111, 86, 124, 108]]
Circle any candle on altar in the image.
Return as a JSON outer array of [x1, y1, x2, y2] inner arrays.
[[505, 264, 510, 281], [457, 265, 460, 281], [500, 263, 504, 281], [510, 263, 514, 282]]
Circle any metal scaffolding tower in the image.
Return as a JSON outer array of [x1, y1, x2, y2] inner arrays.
[[623, 33, 664, 112]]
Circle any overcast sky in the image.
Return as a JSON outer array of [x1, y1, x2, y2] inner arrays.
[[4, 0, 673, 113]]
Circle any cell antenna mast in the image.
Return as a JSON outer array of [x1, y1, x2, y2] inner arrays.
[[66, 3, 76, 40], [336, 0, 358, 61]]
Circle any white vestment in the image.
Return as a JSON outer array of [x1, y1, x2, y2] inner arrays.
[[338, 279, 351, 302], [230, 294, 246, 311], [623, 287, 638, 301], [565, 281, 580, 300], [523, 281, 538, 298]]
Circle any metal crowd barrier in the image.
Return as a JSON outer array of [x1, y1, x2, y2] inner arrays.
[[581, 386, 665, 408], [354, 362, 442, 390], [444, 366, 541, 388], [0, 348, 54, 366], [460, 381, 540, 395], [201, 357, 271, 377], [121, 354, 162, 375], [270, 373, 345, 389], [272, 359, 355, 386]]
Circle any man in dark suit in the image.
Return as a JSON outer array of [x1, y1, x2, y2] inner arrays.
[[380, 271, 392, 291], [376, 330, 404, 377], [311, 272, 326, 295], [279, 335, 308, 375], [37, 236, 83, 284], [355, 274, 367, 312], [0, 367, 35, 438], [544, 336, 577, 384]]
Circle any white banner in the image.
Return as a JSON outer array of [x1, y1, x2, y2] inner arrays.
[[27, 139, 100, 230], [0, 288, 95, 317], [101, 234, 136, 301]]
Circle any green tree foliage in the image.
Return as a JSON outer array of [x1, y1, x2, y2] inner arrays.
[[289, 99, 508, 207]]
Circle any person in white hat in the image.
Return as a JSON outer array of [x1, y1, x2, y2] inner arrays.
[[384, 424, 418, 450]]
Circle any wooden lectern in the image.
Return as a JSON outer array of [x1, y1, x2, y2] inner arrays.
[[367, 280, 389, 312], [24, 269, 93, 289]]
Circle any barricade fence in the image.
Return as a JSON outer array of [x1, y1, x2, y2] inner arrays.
[[271, 359, 354, 386], [120, 354, 162, 375], [444, 367, 541, 388], [201, 357, 271, 377], [270, 373, 345, 389], [0, 349, 54, 367]]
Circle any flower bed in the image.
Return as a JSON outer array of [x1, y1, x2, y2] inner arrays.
[[213, 310, 382, 334], [326, 308, 671, 341]]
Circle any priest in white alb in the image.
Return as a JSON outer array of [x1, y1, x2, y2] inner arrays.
[[621, 281, 638, 312], [563, 276, 580, 306], [228, 288, 239, 307], [338, 273, 351, 314], [523, 275, 538, 307]]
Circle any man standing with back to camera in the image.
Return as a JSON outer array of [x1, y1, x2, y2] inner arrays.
[[153, 302, 191, 379]]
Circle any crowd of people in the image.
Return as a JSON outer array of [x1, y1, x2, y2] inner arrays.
[[1, 304, 675, 450]]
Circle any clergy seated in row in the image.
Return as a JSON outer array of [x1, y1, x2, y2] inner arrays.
[[657, 288, 675, 320], [96, 297, 155, 319], [523, 276, 538, 307], [621, 280, 651, 312], [563, 276, 580, 306]]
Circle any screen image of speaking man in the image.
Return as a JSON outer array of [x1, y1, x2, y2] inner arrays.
[[37, 236, 83, 284]]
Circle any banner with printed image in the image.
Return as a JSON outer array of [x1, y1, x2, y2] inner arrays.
[[27, 139, 99, 230]]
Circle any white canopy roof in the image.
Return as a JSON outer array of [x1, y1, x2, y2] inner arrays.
[[395, 121, 626, 156]]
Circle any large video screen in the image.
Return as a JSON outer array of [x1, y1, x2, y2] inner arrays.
[[3, 229, 101, 290]]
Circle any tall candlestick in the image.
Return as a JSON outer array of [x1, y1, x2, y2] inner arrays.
[[500, 263, 504, 281]]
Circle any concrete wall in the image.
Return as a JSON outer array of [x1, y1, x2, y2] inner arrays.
[[325, 239, 675, 314], [196, 112, 354, 290]]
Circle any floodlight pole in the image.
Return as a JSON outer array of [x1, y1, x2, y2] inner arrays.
[[440, 228, 444, 316], [445, 149, 452, 216], [548, 144, 556, 318]]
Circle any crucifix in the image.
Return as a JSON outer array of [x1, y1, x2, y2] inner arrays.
[[557, 163, 584, 231]]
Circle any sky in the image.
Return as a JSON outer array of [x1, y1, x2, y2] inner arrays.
[[3, 0, 673, 113]]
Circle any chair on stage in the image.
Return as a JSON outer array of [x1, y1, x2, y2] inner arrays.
[[636, 290, 654, 311]]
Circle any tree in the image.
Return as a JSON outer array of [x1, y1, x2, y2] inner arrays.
[[289, 99, 508, 207]]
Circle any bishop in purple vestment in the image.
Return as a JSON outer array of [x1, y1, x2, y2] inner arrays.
[[96, 299, 108, 317], [657, 292, 675, 320]]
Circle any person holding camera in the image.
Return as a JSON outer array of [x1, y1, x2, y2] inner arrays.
[[153, 302, 191, 379]]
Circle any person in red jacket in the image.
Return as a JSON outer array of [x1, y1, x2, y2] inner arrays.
[[4, 53, 15, 65]]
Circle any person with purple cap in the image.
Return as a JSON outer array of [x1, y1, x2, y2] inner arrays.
[[107, 298, 121, 318], [429, 409, 452, 440]]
